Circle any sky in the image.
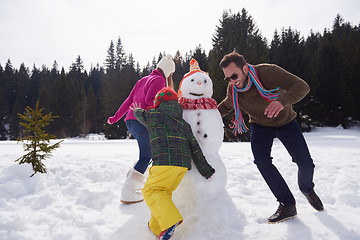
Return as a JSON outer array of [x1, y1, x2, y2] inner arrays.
[[0, 0, 359, 71]]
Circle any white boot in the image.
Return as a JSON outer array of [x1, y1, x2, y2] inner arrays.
[[120, 168, 146, 203]]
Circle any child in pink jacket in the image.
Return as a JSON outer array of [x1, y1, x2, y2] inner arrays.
[[108, 54, 175, 203]]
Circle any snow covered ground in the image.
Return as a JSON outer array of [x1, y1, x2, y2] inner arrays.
[[1, 126, 360, 240]]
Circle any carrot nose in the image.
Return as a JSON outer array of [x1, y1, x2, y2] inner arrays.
[[197, 81, 202, 85]]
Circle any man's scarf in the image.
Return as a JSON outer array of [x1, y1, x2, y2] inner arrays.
[[179, 97, 218, 110], [231, 64, 280, 135]]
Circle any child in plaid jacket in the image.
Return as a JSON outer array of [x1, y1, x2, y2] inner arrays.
[[133, 86, 215, 239]]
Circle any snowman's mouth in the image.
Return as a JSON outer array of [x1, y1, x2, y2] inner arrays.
[[190, 93, 204, 97]]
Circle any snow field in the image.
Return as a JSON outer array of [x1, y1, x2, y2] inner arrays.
[[0, 127, 359, 239]]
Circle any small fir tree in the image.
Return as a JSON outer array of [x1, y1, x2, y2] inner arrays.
[[16, 101, 63, 177]]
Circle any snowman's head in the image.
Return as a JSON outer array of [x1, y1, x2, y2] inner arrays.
[[179, 72, 213, 99], [178, 59, 213, 99]]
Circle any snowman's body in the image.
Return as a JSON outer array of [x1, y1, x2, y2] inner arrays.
[[175, 104, 227, 203], [172, 62, 236, 238], [182, 108, 223, 154], [178, 72, 227, 194]]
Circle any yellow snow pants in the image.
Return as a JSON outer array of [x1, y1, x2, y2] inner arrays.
[[142, 166, 187, 236]]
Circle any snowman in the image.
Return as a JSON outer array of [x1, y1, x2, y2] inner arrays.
[[176, 59, 226, 193], [172, 59, 241, 239]]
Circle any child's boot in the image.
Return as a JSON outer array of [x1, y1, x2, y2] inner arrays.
[[120, 168, 145, 203], [158, 221, 180, 240]]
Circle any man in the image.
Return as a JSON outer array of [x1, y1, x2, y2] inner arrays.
[[218, 51, 323, 224]]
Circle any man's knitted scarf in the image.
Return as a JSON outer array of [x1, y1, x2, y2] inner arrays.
[[179, 97, 218, 110], [231, 64, 280, 135]]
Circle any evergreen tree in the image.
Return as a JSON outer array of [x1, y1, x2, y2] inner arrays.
[[269, 27, 305, 76], [9, 98, 21, 140], [88, 64, 104, 95], [16, 63, 31, 109], [331, 15, 360, 126], [29, 66, 41, 107], [101, 64, 138, 139], [52, 61, 59, 75], [152, 56, 157, 70], [268, 27, 307, 128], [77, 86, 89, 136], [16, 101, 62, 177], [86, 84, 98, 133], [4, 60, 15, 115], [157, 53, 165, 65], [38, 85, 51, 111], [211, 9, 268, 63], [67, 56, 89, 137], [269, 30, 281, 63], [50, 69, 77, 138], [128, 53, 135, 68], [0, 86, 8, 139], [36, 66, 54, 111], [0, 65, 9, 139], [136, 62, 141, 75], [302, 31, 322, 128], [141, 62, 152, 77], [115, 37, 127, 70], [316, 31, 344, 126], [191, 45, 208, 72], [173, 50, 186, 90], [71, 55, 84, 72], [88, 65, 104, 133], [105, 40, 116, 71]]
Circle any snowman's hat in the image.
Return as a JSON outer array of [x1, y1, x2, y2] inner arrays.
[[178, 58, 208, 97], [182, 58, 208, 79]]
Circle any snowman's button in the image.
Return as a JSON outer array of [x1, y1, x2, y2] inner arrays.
[[204, 134, 208, 138], [197, 121, 200, 125]]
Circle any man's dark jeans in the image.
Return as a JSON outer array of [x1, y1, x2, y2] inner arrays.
[[250, 119, 315, 205]]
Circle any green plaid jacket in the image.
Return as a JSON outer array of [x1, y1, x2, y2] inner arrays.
[[133, 100, 215, 179]]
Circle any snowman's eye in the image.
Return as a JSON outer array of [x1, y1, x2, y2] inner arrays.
[[191, 79, 194, 82], [204, 79, 207, 83]]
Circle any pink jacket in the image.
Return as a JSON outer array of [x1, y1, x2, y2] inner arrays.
[[108, 70, 166, 124]]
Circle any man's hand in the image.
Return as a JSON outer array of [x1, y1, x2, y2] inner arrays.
[[264, 101, 283, 118]]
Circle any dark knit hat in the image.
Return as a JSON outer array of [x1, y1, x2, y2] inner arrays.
[[153, 87, 178, 108]]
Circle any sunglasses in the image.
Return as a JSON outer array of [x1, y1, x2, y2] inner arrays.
[[224, 74, 238, 82]]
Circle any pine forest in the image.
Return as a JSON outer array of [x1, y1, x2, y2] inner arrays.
[[1, 9, 359, 141]]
